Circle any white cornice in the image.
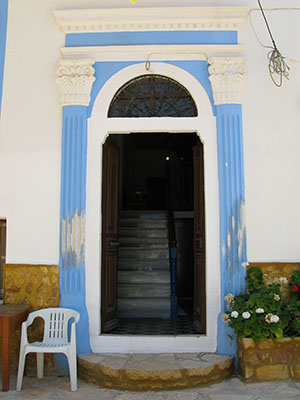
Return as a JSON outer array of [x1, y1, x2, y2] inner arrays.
[[53, 7, 249, 34], [60, 44, 243, 62]]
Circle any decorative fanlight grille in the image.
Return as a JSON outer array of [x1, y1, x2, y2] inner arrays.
[[108, 74, 197, 118]]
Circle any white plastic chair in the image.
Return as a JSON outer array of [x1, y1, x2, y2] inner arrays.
[[16, 307, 80, 392]]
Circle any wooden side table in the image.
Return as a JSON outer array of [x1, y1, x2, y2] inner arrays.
[[0, 305, 30, 391]]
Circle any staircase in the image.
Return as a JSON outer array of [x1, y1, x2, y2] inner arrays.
[[117, 210, 171, 318]]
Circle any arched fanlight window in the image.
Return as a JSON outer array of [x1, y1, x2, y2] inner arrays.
[[108, 74, 198, 118]]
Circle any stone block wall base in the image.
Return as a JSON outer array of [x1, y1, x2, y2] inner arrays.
[[2, 264, 59, 370], [78, 353, 233, 391], [238, 337, 300, 382]]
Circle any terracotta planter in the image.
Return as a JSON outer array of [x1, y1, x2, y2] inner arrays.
[[238, 337, 300, 382]]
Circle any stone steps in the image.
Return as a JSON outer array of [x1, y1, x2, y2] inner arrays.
[[117, 210, 171, 318], [78, 352, 234, 391]]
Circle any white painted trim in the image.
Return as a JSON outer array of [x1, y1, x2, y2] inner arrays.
[[60, 44, 244, 62], [85, 62, 220, 353], [54, 7, 249, 33]]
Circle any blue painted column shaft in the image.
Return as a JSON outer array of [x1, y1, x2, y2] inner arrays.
[[216, 104, 247, 356], [59, 105, 90, 355], [0, 0, 8, 115], [56, 59, 95, 359], [208, 57, 248, 358]]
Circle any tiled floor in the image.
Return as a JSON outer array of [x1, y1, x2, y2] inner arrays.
[[108, 315, 197, 335]]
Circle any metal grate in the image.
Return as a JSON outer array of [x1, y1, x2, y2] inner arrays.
[[108, 74, 198, 118]]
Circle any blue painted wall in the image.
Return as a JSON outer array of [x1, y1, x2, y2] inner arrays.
[[66, 30, 237, 47], [0, 0, 8, 115]]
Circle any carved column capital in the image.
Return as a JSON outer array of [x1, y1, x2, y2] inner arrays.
[[208, 57, 247, 105], [56, 59, 95, 106]]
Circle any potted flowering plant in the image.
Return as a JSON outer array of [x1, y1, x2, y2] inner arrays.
[[222, 267, 291, 341], [223, 266, 300, 382]]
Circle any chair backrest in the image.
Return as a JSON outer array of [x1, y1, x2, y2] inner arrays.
[[29, 308, 80, 344]]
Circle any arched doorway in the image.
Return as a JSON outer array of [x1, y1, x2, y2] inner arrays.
[[101, 75, 206, 335]]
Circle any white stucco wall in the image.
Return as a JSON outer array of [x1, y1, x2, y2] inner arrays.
[[1, 0, 299, 265], [0, 0, 299, 353]]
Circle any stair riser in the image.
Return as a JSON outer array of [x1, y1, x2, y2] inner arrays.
[[118, 260, 169, 271], [119, 237, 168, 248], [119, 220, 167, 229], [119, 211, 167, 219], [118, 284, 170, 298], [119, 249, 169, 259], [118, 270, 170, 284], [119, 228, 168, 238]]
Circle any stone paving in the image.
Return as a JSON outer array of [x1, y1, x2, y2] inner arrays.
[[1, 373, 300, 399]]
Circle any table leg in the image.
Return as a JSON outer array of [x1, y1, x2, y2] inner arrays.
[[2, 317, 11, 391]]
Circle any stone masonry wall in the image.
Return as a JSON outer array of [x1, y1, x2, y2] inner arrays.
[[238, 337, 300, 382], [248, 262, 300, 303], [3, 264, 59, 370]]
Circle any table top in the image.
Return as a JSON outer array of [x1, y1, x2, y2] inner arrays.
[[0, 305, 30, 317]]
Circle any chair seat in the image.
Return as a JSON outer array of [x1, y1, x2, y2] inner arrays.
[[26, 341, 71, 351]]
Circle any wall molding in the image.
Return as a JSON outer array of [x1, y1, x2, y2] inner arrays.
[[60, 44, 243, 62], [54, 7, 249, 34]]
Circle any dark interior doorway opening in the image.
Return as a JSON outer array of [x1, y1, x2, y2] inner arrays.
[[101, 132, 206, 335]]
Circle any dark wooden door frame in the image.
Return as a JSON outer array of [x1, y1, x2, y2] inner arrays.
[[193, 140, 206, 333], [101, 136, 120, 333]]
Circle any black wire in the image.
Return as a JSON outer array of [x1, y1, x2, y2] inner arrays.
[[257, 0, 277, 49], [257, 0, 290, 87]]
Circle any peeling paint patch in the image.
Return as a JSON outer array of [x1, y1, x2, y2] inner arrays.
[[238, 200, 246, 260], [222, 244, 226, 258], [232, 216, 235, 230], [227, 232, 231, 248], [61, 210, 85, 266]]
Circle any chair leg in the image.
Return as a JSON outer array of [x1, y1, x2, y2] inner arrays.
[[16, 349, 26, 391], [67, 352, 77, 391], [37, 353, 44, 379]]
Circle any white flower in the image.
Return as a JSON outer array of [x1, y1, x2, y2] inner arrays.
[[256, 308, 265, 314], [225, 293, 235, 305], [242, 311, 251, 319], [222, 313, 230, 323], [270, 314, 280, 323], [279, 277, 288, 284], [274, 294, 280, 302], [231, 311, 239, 318], [265, 313, 273, 324]]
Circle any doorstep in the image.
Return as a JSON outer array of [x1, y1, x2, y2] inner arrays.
[[78, 352, 233, 391]]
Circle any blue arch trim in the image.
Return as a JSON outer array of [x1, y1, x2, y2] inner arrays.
[[88, 60, 215, 117], [0, 0, 8, 115], [66, 30, 237, 47]]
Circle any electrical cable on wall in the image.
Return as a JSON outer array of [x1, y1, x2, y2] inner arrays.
[[255, 1, 291, 87]]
